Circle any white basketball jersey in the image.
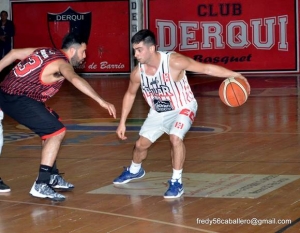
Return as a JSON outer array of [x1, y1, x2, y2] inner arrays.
[[139, 51, 195, 112]]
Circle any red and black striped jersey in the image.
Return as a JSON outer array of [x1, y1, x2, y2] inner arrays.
[[0, 48, 69, 102]]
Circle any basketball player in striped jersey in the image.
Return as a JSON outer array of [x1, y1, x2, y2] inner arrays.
[[0, 33, 116, 201], [113, 29, 249, 198]]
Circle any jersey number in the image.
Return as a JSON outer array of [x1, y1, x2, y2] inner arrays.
[[14, 54, 42, 77]]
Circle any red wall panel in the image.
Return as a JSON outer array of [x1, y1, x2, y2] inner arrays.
[[146, 0, 299, 73], [11, 0, 131, 73]]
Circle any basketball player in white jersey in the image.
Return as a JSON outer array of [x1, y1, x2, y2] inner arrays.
[[113, 29, 250, 198], [0, 110, 9, 192]]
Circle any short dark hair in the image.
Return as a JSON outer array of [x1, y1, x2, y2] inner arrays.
[[61, 32, 86, 49], [0, 11, 8, 16], [131, 29, 156, 46]]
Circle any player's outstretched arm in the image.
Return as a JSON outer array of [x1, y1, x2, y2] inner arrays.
[[170, 52, 250, 92], [116, 66, 141, 140], [59, 62, 116, 118], [0, 48, 36, 72]]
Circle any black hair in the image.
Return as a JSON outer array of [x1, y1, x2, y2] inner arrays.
[[131, 29, 156, 46], [61, 32, 87, 49], [0, 11, 8, 16]]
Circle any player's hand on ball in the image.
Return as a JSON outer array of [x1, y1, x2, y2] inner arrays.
[[236, 75, 250, 94]]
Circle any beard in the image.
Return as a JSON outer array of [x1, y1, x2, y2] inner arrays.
[[70, 53, 84, 67]]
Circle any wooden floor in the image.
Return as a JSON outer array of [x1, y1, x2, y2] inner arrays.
[[0, 74, 300, 233]]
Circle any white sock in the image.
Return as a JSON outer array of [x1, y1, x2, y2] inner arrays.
[[171, 168, 182, 183], [129, 161, 141, 174]]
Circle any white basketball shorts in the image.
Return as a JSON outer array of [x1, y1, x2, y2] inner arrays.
[[139, 100, 198, 142], [0, 110, 3, 155]]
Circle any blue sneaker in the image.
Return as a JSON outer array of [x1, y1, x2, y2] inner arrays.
[[164, 180, 184, 198], [113, 167, 145, 184]]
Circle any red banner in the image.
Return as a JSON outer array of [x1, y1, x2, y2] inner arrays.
[[11, 0, 131, 73], [146, 0, 299, 73]]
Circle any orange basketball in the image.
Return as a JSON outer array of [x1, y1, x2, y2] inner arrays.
[[219, 77, 250, 107]]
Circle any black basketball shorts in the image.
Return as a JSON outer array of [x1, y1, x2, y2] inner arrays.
[[0, 90, 66, 139]]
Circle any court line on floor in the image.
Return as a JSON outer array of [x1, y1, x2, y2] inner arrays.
[[0, 199, 218, 233], [275, 217, 300, 233]]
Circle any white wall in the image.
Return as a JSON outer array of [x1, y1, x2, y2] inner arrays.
[[0, 0, 11, 16]]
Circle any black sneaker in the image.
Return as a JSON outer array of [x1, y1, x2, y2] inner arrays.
[[49, 174, 74, 190], [0, 178, 11, 193], [29, 182, 65, 201]]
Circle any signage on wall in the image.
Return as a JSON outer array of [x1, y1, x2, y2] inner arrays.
[[145, 0, 299, 73], [11, 0, 131, 74], [47, 7, 92, 49], [11, 0, 299, 74]]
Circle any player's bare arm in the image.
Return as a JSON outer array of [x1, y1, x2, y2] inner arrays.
[[58, 61, 116, 118], [170, 52, 250, 91], [116, 66, 141, 140], [0, 48, 36, 72]]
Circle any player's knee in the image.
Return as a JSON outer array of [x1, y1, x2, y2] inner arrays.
[[56, 129, 66, 139], [41, 128, 66, 141], [169, 134, 183, 146], [135, 141, 146, 151], [135, 137, 152, 151]]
